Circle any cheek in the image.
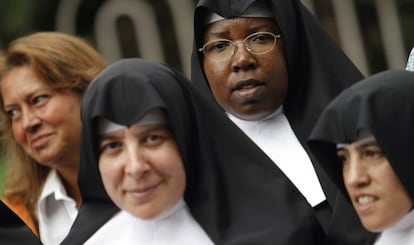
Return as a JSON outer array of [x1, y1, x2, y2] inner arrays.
[[386, 174, 413, 211], [11, 123, 26, 145], [99, 160, 123, 193], [264, 53, 288, 81], [203, 60, 225, 84], [161, 148, 186, 196]]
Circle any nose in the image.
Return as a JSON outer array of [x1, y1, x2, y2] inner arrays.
[[22, 109, 41, 132], [343, 157, 370, 188], [231, 41, 257, 72], [125, 145, 150, 177]]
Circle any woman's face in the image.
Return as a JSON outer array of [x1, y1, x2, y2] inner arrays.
[[1, 66, 82, 169], [98, 122, 186, 220], [337, 141, 413, 232], [201, 17, 288, 121]]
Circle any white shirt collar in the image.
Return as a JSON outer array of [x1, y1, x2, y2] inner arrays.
[[37, 169, 78, 245]]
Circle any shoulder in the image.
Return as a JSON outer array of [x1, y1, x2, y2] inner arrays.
[[3, 197, 39, 237]]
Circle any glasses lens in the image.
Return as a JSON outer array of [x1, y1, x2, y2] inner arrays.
[[246, 32, 276, 54], [203, 40, 234, 61]]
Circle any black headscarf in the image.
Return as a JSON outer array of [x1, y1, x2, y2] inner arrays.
[[191, 0, 375, 244], [0, 201, 42, 245], [63, 58, 326, 244], [308, 70, 414, 202]]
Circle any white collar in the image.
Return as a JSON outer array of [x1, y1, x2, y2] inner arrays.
[[39, 169, 70, 202], [375, 209, 414, 245], [227, 106, 326, 207], [227, 105, 283, 125], [84, 199, 214, 245], [37, 169, 78, 245]]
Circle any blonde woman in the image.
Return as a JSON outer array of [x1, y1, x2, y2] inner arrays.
[[0, 32, 106, 244]]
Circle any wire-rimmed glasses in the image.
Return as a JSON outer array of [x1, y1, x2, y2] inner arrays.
[[198, 32, 281, 62]]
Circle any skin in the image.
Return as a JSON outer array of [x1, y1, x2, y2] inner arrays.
[[98, 123, 186, 220], [337, 141, 413, 232], [1, 66, 82, 204], [202, 17, 288, 121]]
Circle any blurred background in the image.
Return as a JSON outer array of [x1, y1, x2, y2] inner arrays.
[[1, 0, 413, 77], [0, 0, 413, 184]]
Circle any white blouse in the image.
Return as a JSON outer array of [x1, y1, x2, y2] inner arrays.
[[84, 199, 214, 245], [228, 106, 326, 207], [375, 209, 414, 245], [37, 169, 78, 245]]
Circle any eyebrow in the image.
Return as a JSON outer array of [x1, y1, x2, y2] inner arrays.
[[99, 124, 169, 141], [205, 23, 275, 39]]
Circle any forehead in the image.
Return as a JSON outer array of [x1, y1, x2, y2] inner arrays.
[[1, 66, 50, 95], [203, 17, 280, 37]]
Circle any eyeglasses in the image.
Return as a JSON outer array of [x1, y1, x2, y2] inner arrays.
[[198, 32, 281, 62]]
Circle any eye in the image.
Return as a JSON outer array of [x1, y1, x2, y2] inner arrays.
[[32, 95, 49, 105], [363, 147, 384, 160], [99, 140, 123, 155], [250, 33, 274, 43], [336, 150, 349, 165], [5, 108, 21, 120], [144, 133, 166, 146], [142, 127, 173, 147], [205, 40, 231, 53]]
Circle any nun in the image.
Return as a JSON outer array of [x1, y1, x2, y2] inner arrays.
[[308, 70, 414, 244], [191, 0, 375, 243], [62, 58, 328, 244]]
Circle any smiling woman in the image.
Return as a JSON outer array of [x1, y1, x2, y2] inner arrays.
[[0, 31, 106, 244], [308, 70, 414, 245]]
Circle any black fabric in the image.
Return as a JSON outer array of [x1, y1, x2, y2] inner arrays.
[[191, 0, 375, 244], [0, 201, 42, 245], [308, 69, 414, 204], [61, 202, 119, 245], [62, 58, 327, 244]]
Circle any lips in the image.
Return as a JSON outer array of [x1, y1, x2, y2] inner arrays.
[[126, 182, 160, 200], [352, 194, 378, 213], [357, 195, 375, 204], [231, 79, 265, 100], [30, 133, 53, 148], [232, 79, 265, 92]]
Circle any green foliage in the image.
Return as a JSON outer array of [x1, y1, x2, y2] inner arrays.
[[0, 158, 4, 198]]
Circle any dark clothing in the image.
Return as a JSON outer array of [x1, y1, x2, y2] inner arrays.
[[0, 201, 42, 245], [191, 0, 376, 244]]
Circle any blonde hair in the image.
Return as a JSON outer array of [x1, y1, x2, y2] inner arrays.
[[0, 32, 106, 222]]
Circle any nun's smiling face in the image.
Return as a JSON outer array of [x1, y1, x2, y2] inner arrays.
[[337, 140, 413, 232], [201, 17, 287, 121], [98, 120, 185, 220]]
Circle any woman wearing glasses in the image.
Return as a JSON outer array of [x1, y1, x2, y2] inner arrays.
[[191, 0, 376, 244]]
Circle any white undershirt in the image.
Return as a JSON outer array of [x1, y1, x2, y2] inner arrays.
[[37, 169, 78, 245], [228, 106, 325, 207], [84, 199, 214, 245], [374, 209, 414, 245]]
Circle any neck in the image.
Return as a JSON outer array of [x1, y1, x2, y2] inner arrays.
[[56, 165, 82, 208]]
